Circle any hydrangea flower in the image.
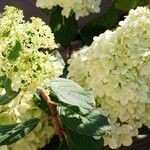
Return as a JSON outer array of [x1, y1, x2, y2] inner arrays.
[[36, 0, 102, 19], [0, 6, 63, 150], [68, 7, 150, 149]]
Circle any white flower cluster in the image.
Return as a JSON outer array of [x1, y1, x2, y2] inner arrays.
[[36, 0, 102, 19], [68, 7, 150, 149], [0, 6, 63, 150]]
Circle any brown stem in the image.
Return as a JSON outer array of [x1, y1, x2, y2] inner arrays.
[[39, 89, 65, 141]]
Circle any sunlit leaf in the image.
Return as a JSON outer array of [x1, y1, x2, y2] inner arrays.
[[48, 78, 95, 111], [0, 118, 39, 145]]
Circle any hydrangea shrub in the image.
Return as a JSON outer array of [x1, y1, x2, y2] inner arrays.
[[0, 6, 63, 150], [68, 6, 150, 149], [0, 6, 111, 150], [36, 0, 102, 19]]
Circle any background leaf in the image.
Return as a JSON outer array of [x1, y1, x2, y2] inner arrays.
[[49, 6, 78, 48], [138, 0, 150, 6], [80, 5, 118, 45], [0, 118, 39, 145], [138, 125, 150, 134], [114, 0, 139, 11]]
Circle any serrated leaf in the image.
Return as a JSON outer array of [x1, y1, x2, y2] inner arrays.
[[114, 0, 139, 11], [49, 6, 78, 48], [8, 40, 22, 61], [0, 118, 39, 145], [34, 91, 51, 115], [58, 105, 111, 136], [0, 76, 20, 105], [48, 78, 95, 111], [65, 127, 104, 150]]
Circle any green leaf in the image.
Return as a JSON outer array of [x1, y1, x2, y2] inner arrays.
[[48, 78, 95, 111], [81, 6, 118, 45], [139, 125, 150, 134], [0, 76, 6, 88], [34, 91, 51, 115], [138, 0, 150, 5], [58, 105, 111, 136], [8, 40, 22, 61], [0, 76, 20, 105], [64, 127, 104, 150], [0, 118, 39, 145], [59, 139, 70, 150], [114, 0, 139, 11], [49, 6, 78, 48], [2, 30, 11, 37]]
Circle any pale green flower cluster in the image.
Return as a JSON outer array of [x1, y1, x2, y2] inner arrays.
[[0, 6, 63, 150], [0, 6, 63, 93], [68, 7, 150, 149], [36, 0, 102, 19], [0, 93, 55, 150]]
